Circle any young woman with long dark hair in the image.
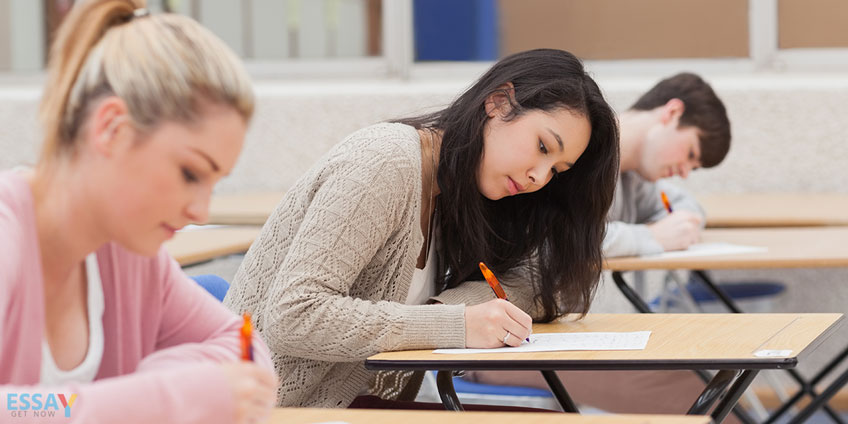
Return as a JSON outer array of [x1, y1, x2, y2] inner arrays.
[[224, 48, 620, 408]]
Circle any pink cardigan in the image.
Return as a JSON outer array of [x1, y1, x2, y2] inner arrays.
[[0, 171, 273, 423]]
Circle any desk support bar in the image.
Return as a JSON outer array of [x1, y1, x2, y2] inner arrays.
[[612, 271, 756, 424], [541, 370, 579, 412], [688, 370, 738, 415], [693, 271, 845, 424], [788, 364, 848, 424], [712, 370, 759, 423], [435, 371, 464, 411], [612, 271, 652, 313]]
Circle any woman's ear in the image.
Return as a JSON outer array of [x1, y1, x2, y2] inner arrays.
[[484, 82, 516, 118], [88, 96, 132, 157]]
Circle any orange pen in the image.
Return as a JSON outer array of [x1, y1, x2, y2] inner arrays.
[[479, 262, 530, 342], [479, 262, 508, 301], [240, 312, 254, 361], [660, 191, 673, 213]]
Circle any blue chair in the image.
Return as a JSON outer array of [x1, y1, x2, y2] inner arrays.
[[419, 371, 561, 410], [651, 277, 785, 313], [191, 274, 230, 302]]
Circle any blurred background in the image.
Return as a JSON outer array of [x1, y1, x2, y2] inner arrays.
[[2, 1, 848, 420], [3, 0, 848, 75]]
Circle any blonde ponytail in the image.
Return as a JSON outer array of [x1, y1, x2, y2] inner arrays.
[[38, 0, 254, 161]]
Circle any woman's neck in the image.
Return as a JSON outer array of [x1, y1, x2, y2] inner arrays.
[[28, 163, 107, 289]]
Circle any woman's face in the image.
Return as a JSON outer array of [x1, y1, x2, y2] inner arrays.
[[477, 107, 591, 200], [96, 101, 246, 256]]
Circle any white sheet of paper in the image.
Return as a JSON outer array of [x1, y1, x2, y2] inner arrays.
[[641, 242, 766, 259], [433, 331, 651, 354]]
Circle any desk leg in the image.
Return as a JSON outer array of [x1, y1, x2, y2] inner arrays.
[[612, 271, 652, 313], [435, 370, 464, 411], [711, 370, 759, 423], [694, 271, 846, 424], [614, 271, 757, 424], [689, 369, 738, 415], [540, 370, 579, 412], [787, 367, 848, 424]]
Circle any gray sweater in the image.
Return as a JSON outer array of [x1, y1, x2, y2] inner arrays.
[[224, 123, 541, 407], [603, 171, 705, 258]]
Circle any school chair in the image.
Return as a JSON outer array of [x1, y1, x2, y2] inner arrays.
[[418, 371, 562, 411], [191, 274, 230, 302]]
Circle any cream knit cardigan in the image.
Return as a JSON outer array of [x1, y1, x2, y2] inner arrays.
[[224, 123, 541, 407]]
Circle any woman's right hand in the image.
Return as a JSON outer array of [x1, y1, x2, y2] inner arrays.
[[220, 361, 277, 424], [465, 299, 532, 348]]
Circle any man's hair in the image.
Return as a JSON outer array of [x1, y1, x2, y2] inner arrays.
[[630, 73, 730, 168]]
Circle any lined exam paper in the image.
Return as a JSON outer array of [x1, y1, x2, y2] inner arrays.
[[433, 331, 651, 354]]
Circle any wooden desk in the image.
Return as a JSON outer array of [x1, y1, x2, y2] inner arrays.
[[164, 226, 261, 266], [208, 192, 283, 225], [266, 407, 713, 424], [366, 313, 841, 423], [698, 193, 848, 228], [605, 226, 848, 423], [605, 227, 848, 271]]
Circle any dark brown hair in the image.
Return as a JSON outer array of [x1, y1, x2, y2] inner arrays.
[[399, 49, 620, 321], [630, 72, 730, 168]]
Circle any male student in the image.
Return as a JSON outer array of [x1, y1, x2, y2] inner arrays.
[[605, 72, 730, 257], [465, 73, 737, 420]]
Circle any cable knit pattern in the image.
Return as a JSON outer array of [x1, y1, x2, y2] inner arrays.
[[223, 123, 470, 408]]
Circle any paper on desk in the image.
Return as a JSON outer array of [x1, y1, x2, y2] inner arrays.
[[433, 331, 651, 354], [641, 242, 766, 259]]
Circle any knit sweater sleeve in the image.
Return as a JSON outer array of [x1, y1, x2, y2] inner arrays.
[[251, 134, 466, 361], [431, 260, 547, 321]]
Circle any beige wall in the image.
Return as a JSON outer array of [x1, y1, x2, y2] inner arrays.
[[499, 0, 749, 60], [779, 0, 848, 49], [0, 0, 11, 70]]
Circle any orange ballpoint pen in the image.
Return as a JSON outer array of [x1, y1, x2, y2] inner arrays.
[[240, 312, 254, 361], [479, 262, 530, 342], [661, 191, 673, 213]]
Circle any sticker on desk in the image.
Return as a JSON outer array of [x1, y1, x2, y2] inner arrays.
[[433, 331, 651, 354], [754, 349, 793, 357]]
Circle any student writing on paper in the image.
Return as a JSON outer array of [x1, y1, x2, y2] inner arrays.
[[604, 73, 731, 258], [466, 73, 740, 421], [223, 49, 620, 408], [0, 2, 275, 423]]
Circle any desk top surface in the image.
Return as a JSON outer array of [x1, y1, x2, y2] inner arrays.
[[208, 192, 283, 225], [605, 226, 848, 271], [699, 193, 848, 228], [163, 226, 261, 266], [366, 313, 841, 371], [265, 408, 713, 424]]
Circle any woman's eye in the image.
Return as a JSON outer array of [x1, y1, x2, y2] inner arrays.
[[182, 168, 198, 183], [539, 139, 548, 154]]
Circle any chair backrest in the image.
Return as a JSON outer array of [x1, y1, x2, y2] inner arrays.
[[191, 274, 230, 302]]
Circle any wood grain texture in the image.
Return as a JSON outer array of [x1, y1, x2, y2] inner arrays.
[[699, 194, 848, 228], [265, 407, 713, 424], [605, 227, 848, 271], [208, 192, 284, 225], [164, 226, 261, 266], [367, 313, 840, 368]]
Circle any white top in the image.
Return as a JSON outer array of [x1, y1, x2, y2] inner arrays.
[[40, 253, 105, 385], [406, 223, 438, 305]]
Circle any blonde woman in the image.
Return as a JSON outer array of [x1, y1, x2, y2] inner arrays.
[[0, 1, 275, 423]]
